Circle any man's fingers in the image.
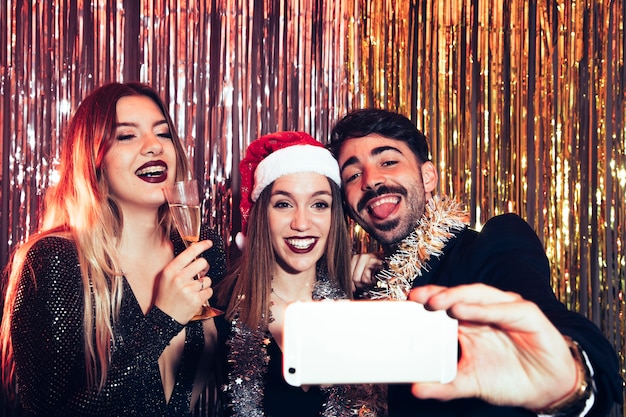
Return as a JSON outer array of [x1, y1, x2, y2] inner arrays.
[[410, 284, 522, 309]]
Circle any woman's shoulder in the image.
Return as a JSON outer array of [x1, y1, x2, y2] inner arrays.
[[199, 224, 227, 280], [200, 223, 224, 246], [22, 234, 80, 279], [30, 232, 76, 248], [26, 234, 78, 262], [13, 234, 83, 301]]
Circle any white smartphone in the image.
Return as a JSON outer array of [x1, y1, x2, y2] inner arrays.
[[282, 300, 458, 387]]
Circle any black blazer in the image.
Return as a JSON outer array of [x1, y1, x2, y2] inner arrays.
[[388, 213, 623, 417]]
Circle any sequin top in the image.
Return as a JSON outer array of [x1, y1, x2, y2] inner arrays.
[[10, 225, 226, 417]]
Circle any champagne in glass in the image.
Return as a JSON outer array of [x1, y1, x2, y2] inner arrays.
[[168, 203, 201, 246], [164, 179, 223, 320]]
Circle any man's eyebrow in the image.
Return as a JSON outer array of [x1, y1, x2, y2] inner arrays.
[[340, 145, 403, 173], [372, 145, 403, 156], [340, 155, 359, 173]]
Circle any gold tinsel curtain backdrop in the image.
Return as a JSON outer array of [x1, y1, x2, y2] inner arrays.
[[1, 0, 624, 415]]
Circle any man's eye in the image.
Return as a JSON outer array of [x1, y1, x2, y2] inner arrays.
[[344, 172, 360, 183], [381, 160, 398, 167]]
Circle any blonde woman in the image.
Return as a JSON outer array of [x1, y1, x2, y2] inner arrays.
[[1, 82, 226, 416]]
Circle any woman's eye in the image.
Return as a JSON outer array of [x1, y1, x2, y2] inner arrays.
[[158, 131, 173, 139], [273, 201, 291, 209], [117, 134, 134, 141], [312, 201, 330, 209]]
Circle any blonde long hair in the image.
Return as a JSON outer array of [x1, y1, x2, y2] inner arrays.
[[1, 82, 189, 393]]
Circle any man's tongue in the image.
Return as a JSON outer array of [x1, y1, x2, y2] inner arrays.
[[369, 201, 397, 220]]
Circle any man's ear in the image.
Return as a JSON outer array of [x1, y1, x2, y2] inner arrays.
[[421, 161, 438, 193]]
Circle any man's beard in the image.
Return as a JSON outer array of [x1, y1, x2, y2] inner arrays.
[[351, 184, 427, 250]]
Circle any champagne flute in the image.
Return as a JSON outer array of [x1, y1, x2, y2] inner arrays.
[[164, 178, 223, 320]]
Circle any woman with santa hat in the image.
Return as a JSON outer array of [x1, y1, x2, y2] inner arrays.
[[214, 132, 385, 416]]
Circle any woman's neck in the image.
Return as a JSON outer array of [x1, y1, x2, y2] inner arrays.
[[116, 209, 172, 314], [117, 209, 166, 255], [270, 269, 317, 303]]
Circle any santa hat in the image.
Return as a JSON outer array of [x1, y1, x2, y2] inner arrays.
[[237, 131, 341, 247]]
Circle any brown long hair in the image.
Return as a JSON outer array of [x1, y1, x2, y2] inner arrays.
[[216, 178, 352, 330], [1, 82, 189, 393]]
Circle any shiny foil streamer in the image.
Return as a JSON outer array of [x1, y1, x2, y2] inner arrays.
[[1, 0, 625, 415]]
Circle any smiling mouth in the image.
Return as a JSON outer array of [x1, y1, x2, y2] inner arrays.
[[285, 237, 317, 252], [136, 165, 166, 178]]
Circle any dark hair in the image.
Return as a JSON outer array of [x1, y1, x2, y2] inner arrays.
[[328, 108, 431, 163]]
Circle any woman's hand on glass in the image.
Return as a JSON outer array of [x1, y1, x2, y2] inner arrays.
[[154, 240, 215, 324]]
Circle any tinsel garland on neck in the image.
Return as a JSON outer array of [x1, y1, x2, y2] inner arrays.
[[367, 195, 469, 300], [223, 273, 384, 416]]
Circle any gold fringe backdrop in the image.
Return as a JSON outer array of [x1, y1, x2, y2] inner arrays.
[[1, 0, 624, 415]]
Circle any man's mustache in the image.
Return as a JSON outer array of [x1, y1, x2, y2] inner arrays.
[[356, 185, 408, 213]]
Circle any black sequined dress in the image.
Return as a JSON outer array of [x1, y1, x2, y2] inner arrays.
[[10, 225, 226, 417]]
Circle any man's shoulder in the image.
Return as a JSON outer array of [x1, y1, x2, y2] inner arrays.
[[438, 212, 546, 272], [480, 212, 532, 230], [474, 213, 542, 246]]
